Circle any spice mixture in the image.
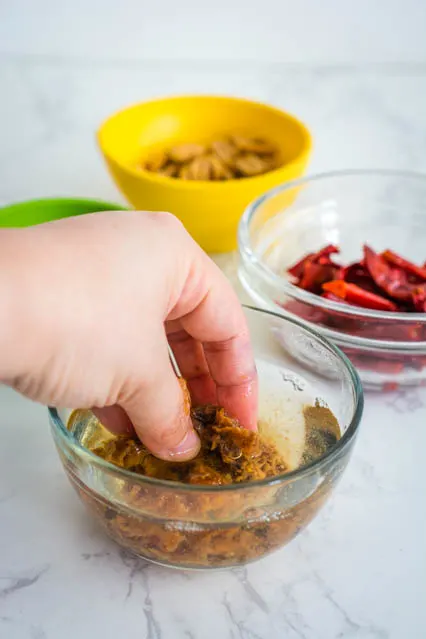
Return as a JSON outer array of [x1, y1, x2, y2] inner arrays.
[[141, 135, 280, 181], [66, 402, 342, 568], [92, 405, 288, 485]]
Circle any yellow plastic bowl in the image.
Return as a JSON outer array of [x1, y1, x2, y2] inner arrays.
[[97, 95, 312, 253]]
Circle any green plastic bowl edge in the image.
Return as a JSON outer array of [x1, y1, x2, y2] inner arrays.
[[0, 197, 128, 227]]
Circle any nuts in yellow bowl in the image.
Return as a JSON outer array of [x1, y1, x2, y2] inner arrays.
[[142, 135, 282, 180], [97, 95, 312, 253]]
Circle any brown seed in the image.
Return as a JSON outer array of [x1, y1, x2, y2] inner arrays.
[[180, 156, 212, 180], [230, 135, 277, 156], [168, 143, 206, 163], [211, 139, 238, 166], [235, 153, 269, 177], [158, 163, 178, 178], [178, 164, 192, 180], [144, 150, 168, 172], [209, 154, 235, 180], [141, 135, 279, 181]]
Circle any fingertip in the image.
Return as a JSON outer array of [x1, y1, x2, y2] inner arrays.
[[151, 423, 201, 461], [125, 382, 201, 461]]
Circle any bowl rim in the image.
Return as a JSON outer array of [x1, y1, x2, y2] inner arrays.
[[238, 169, 426, 344], [48, 305, 363, 493], [96, 94, 312, 189], [0, 196, 127, 221]]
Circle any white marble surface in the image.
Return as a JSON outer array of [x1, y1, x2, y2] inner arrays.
[[1, 385, 426, 639], [2, 13, 426, 637]]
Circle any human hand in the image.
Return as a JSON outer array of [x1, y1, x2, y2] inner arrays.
[[0, 211, 257, 460]]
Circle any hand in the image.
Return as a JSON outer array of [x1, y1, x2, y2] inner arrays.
[[0, 211, 258, 460]]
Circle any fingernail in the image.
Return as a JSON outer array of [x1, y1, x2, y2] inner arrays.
[[164, 428, 201, 461]]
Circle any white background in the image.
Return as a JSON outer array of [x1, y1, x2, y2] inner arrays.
[[1, 0, 426, 64]]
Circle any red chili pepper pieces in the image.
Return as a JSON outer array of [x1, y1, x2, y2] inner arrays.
[[288, 244, 426, 317], [289, 245, 341, 294], [285, 244, 426, 378], [322, 280, 398, 312], [313, 244, 340, 260], [413, 288, 426, 312], [285, 246, 426, 377], [363, 245, 414, 303], [287, 253, 314, 278], [287, 244, 339, 279], [299, 262, 338, 294], [339, 261, 375, 286], [382, 250, 426, 281]]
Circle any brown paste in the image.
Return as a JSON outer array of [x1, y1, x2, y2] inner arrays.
[[66, 403, 343, 568], [91, 405, 288, 486]]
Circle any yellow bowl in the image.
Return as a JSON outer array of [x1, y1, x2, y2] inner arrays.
[[97, 95, 312, 253]]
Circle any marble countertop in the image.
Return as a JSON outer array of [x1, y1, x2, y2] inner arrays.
[[1, 51, 426, 639]]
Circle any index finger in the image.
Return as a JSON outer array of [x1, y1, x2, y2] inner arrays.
[[174, 266, 258, 430]]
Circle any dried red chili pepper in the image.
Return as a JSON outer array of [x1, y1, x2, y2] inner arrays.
[[287, 253, 315, 278], [289, 245, 341, 295], [286, 242, 426, 380], [382, 250, 426, 282], [323, 280, 398, 312], [313, 245, 340, 261], [413, 288, 426, 312], [363, 245, 414, 304], [337, 261, 380, 294], [288, 245, 339, 279], [299, 262, 339, 294]]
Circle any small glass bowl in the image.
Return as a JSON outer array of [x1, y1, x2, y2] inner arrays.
[[238, 170, 426, 390], [49, 307, 363, 570]]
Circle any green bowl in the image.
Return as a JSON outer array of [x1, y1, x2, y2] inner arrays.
[[0, 197, 127, 227]]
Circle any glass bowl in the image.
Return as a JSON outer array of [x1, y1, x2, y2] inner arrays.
[[49, 307, 363, 570], [238, 170, 426, 390]]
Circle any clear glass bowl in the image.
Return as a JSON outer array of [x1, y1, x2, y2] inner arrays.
[[49, 307, 362, 570], [238, 170, 426, 390]]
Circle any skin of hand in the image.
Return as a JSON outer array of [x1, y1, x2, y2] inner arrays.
[[0, 211, 258, 461]]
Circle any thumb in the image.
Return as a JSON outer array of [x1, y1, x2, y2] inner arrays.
[[117, 336, 200, 461]]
